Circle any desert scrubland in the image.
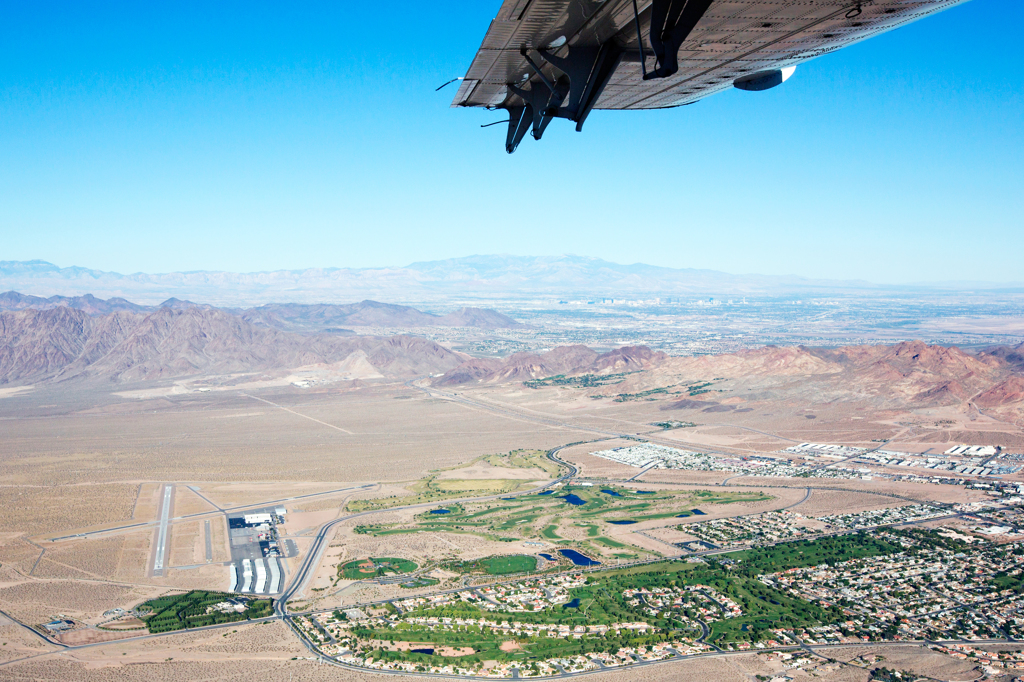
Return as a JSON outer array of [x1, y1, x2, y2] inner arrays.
[[0, 308, 1022, 681]]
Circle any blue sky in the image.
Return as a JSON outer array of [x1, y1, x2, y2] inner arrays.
[[1, 1, 1020, 283]]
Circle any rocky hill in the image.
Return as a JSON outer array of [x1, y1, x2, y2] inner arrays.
[[983, 342, 1024, 372], [434, 339, 1024, 417], [0, 307, 466, 385], [435, 345, 667, 386]]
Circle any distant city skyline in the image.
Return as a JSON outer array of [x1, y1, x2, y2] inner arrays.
[[1, 1, 1021, 284]]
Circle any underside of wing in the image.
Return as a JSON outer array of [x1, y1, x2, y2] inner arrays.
[[452, 0, 966, 152]]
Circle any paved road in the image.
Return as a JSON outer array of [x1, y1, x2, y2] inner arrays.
[[784, 486, 813, 510]]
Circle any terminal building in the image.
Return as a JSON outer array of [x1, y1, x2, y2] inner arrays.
[[243, 512, 272, 526]]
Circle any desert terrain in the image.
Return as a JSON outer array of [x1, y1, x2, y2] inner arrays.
[[1, 296, 1023, 679]]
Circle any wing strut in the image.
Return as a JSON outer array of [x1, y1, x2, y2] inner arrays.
[[531, 43, 622, 132], [645, 0, 715, 80], [504, 105, 532, 154], [632, 0, 649, 79]]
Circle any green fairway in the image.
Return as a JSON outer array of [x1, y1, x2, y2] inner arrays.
[[347, 477, 773, 559], [593, 536, 629, 549], [541, 524, 561, 539], [340, 557, 418, 580]]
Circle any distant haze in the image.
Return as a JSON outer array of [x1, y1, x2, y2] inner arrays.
[[2, 257, 1021, 307]]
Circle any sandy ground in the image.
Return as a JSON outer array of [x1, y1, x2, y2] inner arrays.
[[0, 577, 166, 625], [793, 489, 908, 515], [435, 462, 550, 481], [3, 648, 972, 681], [0, 364, 1014, 670], [820, 644, 984, 680], [173, 486, 216, 518], [0, 613, 59, 662]]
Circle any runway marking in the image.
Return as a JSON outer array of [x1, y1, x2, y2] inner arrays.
[[153, 484, 173, 575], [243, 394, 354, 434]]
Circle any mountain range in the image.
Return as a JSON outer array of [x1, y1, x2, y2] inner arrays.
[[0, 292, 529, 386], [5, 256, 1019, 306], [3, 298, 1022, 421], [0, 306, 468, 385], [0, 291, 522, 331], [434, 339, 1024, 418]]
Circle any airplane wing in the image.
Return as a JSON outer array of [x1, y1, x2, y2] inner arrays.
[[451, 0, 967, 152]]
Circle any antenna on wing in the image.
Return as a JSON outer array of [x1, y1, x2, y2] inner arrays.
[[435, 77, 464, 92]]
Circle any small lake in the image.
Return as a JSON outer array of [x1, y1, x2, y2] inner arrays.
[[500, 497, 515, 501], [411, 648, 434, 655], [537, 490, 554, 496], [692, 509, 706, 515], [607, 520, 636, 525], [601, 489, 623, 497], [562, 598, 581, 609], [560, 494, 586, 506], [558, 549, 601, 566], [429, 509, 451, 515], [634, 490, 654, 495], [538, 553, 557, 561]]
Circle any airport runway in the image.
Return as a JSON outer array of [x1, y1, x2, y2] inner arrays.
[[204, 519, 213, 562], [152, 484, 174, 576]]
